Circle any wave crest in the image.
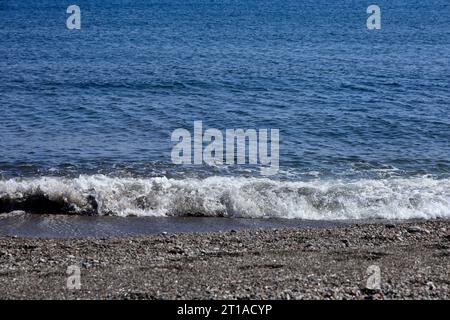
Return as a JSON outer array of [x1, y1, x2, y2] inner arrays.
[[0, 175, 449, 219]]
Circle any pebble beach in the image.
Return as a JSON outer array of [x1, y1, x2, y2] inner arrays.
[[0, 219, 449, 300]]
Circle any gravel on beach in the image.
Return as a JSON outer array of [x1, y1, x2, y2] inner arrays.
[[0, 220, 449, 300]]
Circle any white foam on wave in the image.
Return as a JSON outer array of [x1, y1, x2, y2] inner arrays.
[[0, 174, 449, 219]]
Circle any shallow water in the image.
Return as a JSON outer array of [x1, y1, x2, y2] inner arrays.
[[0, 213, 388, 238]]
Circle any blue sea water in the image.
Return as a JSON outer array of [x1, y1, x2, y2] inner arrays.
[[0, 0, 449, 219]]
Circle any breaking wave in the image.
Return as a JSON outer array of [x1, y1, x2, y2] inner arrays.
[[0, 175, 449, 220]]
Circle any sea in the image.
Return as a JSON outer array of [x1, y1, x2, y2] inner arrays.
[[0, 0, 449, 236]]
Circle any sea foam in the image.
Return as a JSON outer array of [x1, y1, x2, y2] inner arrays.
[[0, 175, 449, 219]]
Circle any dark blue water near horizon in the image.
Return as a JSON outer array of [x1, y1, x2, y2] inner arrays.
[[1, 0, 449, 180]]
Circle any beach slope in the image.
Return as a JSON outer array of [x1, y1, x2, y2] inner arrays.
[[0, 220, 449, 299]]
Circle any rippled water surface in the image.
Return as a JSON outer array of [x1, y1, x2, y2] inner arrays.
[[1, 0, 449, 220]]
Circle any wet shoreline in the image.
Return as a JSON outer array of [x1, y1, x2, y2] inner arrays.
[[0, 213, 397, 238]]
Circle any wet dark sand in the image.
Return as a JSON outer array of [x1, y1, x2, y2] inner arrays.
[[0, 213, 377, 238], [0, 219, 449, 299]]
